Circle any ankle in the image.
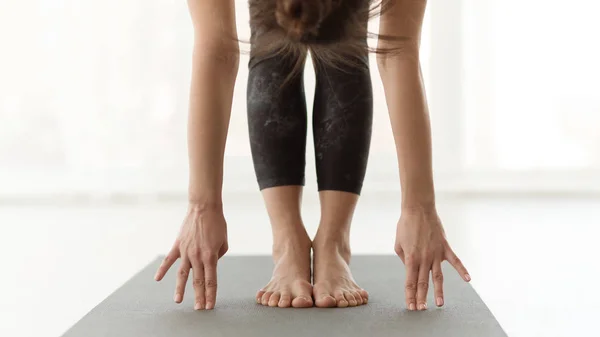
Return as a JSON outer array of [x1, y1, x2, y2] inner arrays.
[[272, 231, 311, 257], [312, 233, 351, 261]]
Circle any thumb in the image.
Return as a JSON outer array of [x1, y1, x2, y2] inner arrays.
[[394, 244, 405, 263]]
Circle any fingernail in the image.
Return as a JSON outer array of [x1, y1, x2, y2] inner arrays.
[[420, 303, 427, 310], [436, 297, 444, 306], [174, 293, 182, 303], [206, 301, 214, 310], [299, 296, 310, 302], [194, 302, 202, 310], [465, 274, 471, 282], [409, 303, 415, 311]]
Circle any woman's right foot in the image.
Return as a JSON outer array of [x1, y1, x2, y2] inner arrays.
[[256, 232, 313, 308]]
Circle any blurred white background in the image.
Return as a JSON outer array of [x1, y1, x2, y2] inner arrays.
[[0, 1, 599, 337]]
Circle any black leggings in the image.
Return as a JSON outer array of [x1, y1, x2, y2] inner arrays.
[[246, 47, 373, 195]]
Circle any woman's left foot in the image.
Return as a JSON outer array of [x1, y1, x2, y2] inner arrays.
[[312, 238, 369, 308]]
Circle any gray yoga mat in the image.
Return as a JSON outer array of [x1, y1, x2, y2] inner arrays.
[[62, 256, 506, 337]]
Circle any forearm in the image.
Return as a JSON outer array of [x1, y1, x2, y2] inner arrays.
[[378, 57, 435, 209], [187, 42, 239, 206]]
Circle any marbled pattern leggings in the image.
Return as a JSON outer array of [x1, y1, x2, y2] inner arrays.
[[246, 42, 373, 195]]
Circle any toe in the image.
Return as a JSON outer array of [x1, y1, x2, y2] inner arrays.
[[291, 295, 313, 308], [268, 292, 281, 307], [353, 291, 363, 305], [314, 292, 337, 308], [261, 292, 273, 306], [345, 291, 358, 307], [359, 289, 369, 303], [256, 290, 266, 304], [334, 291, 348, 308], [279, 293, 292, 308], [290, 281, 313, 308]]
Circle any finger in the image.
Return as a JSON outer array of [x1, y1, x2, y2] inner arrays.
[[446, 248, 471, 282], [432, 260, 444, 307], [191, 258, 205, 310], [174, 258, 191, 303], [218, 242, 229, 259], [155, 248, 180, 281], [203, 253, 218, 310], [404, 255, 419, 311], [416, 260, 431, 310]]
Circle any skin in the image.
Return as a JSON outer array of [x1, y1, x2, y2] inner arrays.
[[156, 0, 470, 311], [154, 0, 238, 310], [311, 190, 369, 308], [377, 0, 471, 310], [254, 186, 314, 308]]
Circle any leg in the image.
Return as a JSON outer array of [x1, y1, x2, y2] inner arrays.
[[247, 50, 313, 308], [310, 54, 373, 308]]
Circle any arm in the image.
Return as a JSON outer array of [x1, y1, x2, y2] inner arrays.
[[154, 0, 238, 311], [376, 0, 433, 209], [187, 0, 239, 207], [377, 0, 470, 311]]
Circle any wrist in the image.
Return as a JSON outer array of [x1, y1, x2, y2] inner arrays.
[[401, 182, 435, 206], [188, 201, 223, 214], [401, 200, 436, 213], [188, 190, 223, 212], [401, 192, 436, 212]]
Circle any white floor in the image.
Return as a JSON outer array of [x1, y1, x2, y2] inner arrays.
[[1, 193, 598, 337]]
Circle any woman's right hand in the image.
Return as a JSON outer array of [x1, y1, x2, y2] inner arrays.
[[154, 204, 228, 310]]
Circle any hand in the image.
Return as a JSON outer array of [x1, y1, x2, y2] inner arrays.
[[394, 205, 470, 311], [154, 204, 228, 310]]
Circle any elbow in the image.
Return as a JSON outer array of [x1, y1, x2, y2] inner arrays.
[[193, 38, 240, 74], [376, 45, 420, 73], [376, 51, 420, 83]]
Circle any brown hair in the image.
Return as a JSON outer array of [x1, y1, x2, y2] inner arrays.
[[245, 0, 404, 86]]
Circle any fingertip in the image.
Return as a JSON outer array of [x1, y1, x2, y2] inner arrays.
[[174, 293, 182, 303], [206, 296, 215, 308], [436, 297, 444, 307], [206, 301, 214, 310], [464, 274, 471, 282]]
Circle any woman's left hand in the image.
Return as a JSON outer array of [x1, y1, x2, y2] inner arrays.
[[394, 205, 471, 311]]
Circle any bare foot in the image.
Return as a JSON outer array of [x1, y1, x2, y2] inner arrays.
[[256, 233, 313, 308], [312, 239, 368, 308]]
